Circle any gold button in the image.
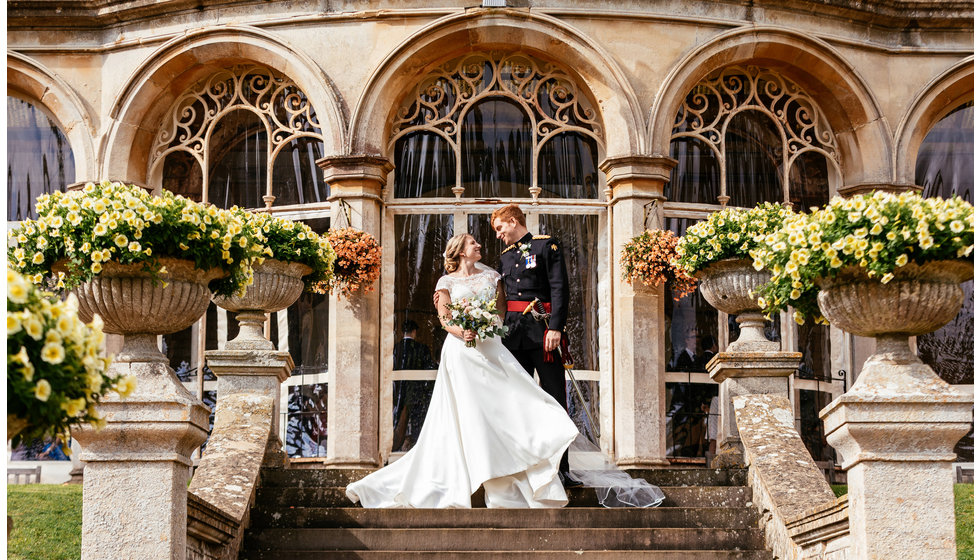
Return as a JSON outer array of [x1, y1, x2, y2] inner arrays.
[[515, 264, 519, 268], [516, 279, 520, 283], [518, 292, 522, 296]]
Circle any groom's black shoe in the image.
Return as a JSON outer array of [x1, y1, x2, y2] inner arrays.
[[559, 471, 584, 489]]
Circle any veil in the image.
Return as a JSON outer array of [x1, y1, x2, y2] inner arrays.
[[567, 433, 666, 508]]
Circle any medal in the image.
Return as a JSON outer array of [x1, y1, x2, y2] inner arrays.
[[525, 254, 537, 269]]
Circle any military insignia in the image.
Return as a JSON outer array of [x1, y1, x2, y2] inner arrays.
[[551, 244, 558, 252], [533, 235, 551, 240], [525, 254, 537, 269], [501, 244, 516, 254]]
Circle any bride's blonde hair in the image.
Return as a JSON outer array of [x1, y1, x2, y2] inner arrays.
[[443, 233, 471, 273]]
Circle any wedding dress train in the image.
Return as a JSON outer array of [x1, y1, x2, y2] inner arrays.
[[346, 266, 580, 508]]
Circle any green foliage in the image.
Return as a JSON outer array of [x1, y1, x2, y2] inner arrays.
[[7, 484, 83, 560], [674, 202, 791, 274], [247, 212, 336, 292]]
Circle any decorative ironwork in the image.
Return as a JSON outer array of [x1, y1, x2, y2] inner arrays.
[[671, 65, 840, 204], [148, 65, 323, 207], [390, 52, 603, 199]]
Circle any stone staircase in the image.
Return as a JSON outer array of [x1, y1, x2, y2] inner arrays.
[[239, 466, 770, 559]]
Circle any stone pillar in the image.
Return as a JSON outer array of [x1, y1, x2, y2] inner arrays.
[[317, 155, 392, 468], [72, 338, 210, 560], [707, 351, 800, 467], [821, 337, 972, 559], [599, 155, 675, 468]]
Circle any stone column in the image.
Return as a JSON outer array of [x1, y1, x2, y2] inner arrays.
[[707, 351, 800, 467], [821, 337, 972, 559], [599, 155, 675, 468], [72, 338, 210, 560], [317, 155, 392, 468]]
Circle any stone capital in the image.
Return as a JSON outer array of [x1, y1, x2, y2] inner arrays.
[[837, 182, 922, 197], [317, 154, 393, 193], [707, 351, 801, 383], [599, 154, 676, 202], [206, 348, 295, 384]]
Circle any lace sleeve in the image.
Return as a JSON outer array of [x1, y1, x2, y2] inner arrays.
[[435, 275, 452, 293]]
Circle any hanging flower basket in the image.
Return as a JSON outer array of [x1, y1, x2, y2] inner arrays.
[[620, 229, 696, 299], [325, 227, 382, 298], [7, 268, 135, 448]]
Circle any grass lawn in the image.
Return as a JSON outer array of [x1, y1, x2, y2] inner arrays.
[[7, 484, 82, 560], [6, 483, 975, 558]]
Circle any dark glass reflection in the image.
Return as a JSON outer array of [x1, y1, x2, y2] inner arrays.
[[538, 214, 600, 372], [726, 111, 783, 208], [665, 217, 720, 373], [394, 214, 454, 359], [667, 137, 720, 203], [666, 382, 718, 459], [789, 151, 831, 212], [537, 132, 599, 199], [272, 136, 329, 206], [162, 151, 203, 202], [796, 317, 831, 382], [566, 380, 600, 444], [394, 132, 456, 198], [7, 96, 75, 220], [284, 218, 330, 376], [460, 99, 532, 198], [467, 213, 504, 272], [798, 389, 835, 462], [208, 110, 267, 209], [285, 383, 328, 458]]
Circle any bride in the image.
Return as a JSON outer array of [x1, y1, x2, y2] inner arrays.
[[346, 233, 580, 508]]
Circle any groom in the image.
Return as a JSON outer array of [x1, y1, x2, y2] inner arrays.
[[491, 204, 581, 489]]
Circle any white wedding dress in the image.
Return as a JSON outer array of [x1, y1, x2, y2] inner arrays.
[[346, 264, 580, 508]]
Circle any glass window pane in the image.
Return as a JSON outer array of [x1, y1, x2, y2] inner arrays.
[[789, 151, 831, 212], [537, 132, 599, 199], [666, 137, 720, 204], [7, 96, 75, 220], [726, 111, 783, 207], [391, 380, 435, 452], [394, 214, 454, 360], [796, 317, 831, 382], [162, 151, 203, 202], [394, 132, 456, 198], [538, 214, 600, 372], [271, 136, 329, 206], [665, 217, 719, 373], [567, 379, 600, 443], [466, 213, 506, 272], [285, 383, 328, 458], [460, 99, 532, 198], [208, 110, 267, 209], [798, 389, 835, 462], [285, 218, 331, 376], [666, 382, 718, 459]]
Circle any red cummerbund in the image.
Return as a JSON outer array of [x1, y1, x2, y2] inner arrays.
[[506, 301, 552, 313]]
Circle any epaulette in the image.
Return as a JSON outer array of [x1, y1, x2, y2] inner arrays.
[[532, 235, 551, 240], [501, 244, 517, 254]]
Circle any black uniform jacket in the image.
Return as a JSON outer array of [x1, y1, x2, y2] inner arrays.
[[497, 232, 570, 351]]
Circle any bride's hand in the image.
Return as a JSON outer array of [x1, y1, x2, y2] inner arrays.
[[462, 329, 476, 343]]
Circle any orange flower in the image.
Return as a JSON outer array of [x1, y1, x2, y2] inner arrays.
[[620, 230, 697, 300], [324, 228, 382, 298]]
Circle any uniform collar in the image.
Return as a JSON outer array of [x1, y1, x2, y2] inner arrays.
[[518, 232, 533, 244]]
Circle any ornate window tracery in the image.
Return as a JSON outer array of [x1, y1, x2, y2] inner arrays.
[[148, 64, 327, 208], [391, 52, 603, 200]]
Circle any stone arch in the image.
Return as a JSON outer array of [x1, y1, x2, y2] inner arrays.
[[893, 56, 973, 185], [7, 51, 97, 181], [650, 26, 891, 188], [101, 25, 347, 186], [348, 10, 645, 160]]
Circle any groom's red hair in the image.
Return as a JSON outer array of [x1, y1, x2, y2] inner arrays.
[[491, 204, 526, 227]]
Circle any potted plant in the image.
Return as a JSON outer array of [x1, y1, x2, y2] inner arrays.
[[7, 180, 265, 363], [620, 229, 697, 299], [325, 227, 382, 298], [754, 191, 973, 382], [213, 213, 336, 349], [7, 267, 135, 447], [674, 202, 793, 350]]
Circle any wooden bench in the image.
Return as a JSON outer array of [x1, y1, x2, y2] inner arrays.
[[7, 466, 42, 484]]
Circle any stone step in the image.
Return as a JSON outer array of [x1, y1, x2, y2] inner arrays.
[[254, 485, 753, 509], [248, 506, 760, 530], [241, 550, 772, 559], [243, 527, 766, 552], [258, 467, 747, 488]]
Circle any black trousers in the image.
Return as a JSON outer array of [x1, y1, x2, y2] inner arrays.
[[510, 346, 571, 475]]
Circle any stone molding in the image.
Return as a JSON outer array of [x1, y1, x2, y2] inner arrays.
[[786, 494, 850, 557], [733, 394, 839, 560], [707, 352, 802, 383], [317, 154, 394, 190], [836, 182, 922, 197], [599, 154, 677, 197]]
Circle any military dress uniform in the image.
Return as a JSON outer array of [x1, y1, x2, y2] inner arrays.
[[498, 231, 573, 475]]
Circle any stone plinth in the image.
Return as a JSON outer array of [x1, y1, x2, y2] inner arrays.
[[707, 351, 800, 467], [821, 347, 972, 560], [600, 155, 677, 468], [73, 349, 210, 560], [318, 154, 391, 468]]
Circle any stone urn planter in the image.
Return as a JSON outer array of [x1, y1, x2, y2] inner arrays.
[[816, 259, 973, 387], [212, 259, 312, 350], [695, 258, 777, 351]]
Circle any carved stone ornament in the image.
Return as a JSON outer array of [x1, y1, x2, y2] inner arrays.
[[696, 258, 777, 351], [212, 258, 311, 350]]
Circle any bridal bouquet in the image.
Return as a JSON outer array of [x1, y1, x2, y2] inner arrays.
[[442, 296, 508, 348]]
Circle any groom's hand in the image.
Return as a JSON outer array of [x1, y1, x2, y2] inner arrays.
[[544, 329, 562, 352]]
